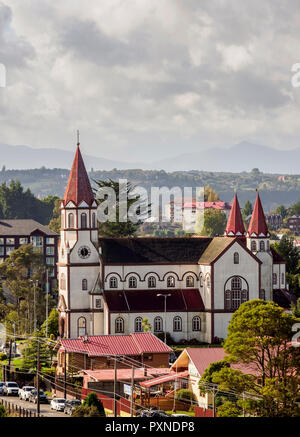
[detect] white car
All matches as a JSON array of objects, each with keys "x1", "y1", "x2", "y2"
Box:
[
  {"x1": 19, "y1": 386, "x2": 35, "y2": 401},
  {"x1": 3, "y1": 382, "x2": 20, "y2": 396},
  {"x1": 51, "y1": 398, "x2": 66, "y2": 411}
]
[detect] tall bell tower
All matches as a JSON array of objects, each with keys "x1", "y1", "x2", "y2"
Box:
[{"x1": 57, "y1": 137, "x2": 102, "y2": 338}]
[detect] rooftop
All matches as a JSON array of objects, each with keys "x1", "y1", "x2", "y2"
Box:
[{"x1": 0, "y1": 219, "x2": 58, "y2": 236}]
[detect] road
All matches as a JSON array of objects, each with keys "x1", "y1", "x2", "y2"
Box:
[{"x1": 0, "y1": 395, "x2": 69, "y2": 417}]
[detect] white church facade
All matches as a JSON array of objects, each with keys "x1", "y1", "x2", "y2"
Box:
[{"x1": 57, "y1": 144, "x2": 294, "y2": 343}]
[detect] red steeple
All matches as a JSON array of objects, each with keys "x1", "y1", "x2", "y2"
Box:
[
  {"x1": 224, "y1": 193, "x2": 246, "y2": 237},
  {"x1": 63, "y1": 144, "x2": 94, "y2": 206},
  {"x1": 247, "y1": 192, "x2": 269, "y2": 237}
]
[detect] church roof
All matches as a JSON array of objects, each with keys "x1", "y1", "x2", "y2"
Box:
[
  {"x1": 224, "y1": 193, "x2": 246, "y2": 237},
  {"x1": 100, "y1": 237, "x2": 212, "y2": 264},
  {"x1": 63, "y1": 145, "x2": 94, "y2": 206},
  {"x1": 247, "y1": 192, "x2": 269, "y2": 237},
  {"x1": 104, "y1": 289, "x2": 205, "y2": 312}
]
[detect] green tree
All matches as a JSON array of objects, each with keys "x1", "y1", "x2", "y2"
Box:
[
  {"x1": 142, "y1": 318, "x2": 152, "y2": 333},
  {"x1": 216, "y1": 401, "x2": 241, "y2": 417},
  {"x1": 48, "y1": 198, "x2": 61, "y2": 233},
  {"x1": 204, "y1": 184, "x2": 219, "y2": 202},
  {"x1": 291, "y1": 297, "x2": 300, "y2": 317},
  {"x1": 275, "y1": 205, "x2": 288, "y2": 219},
  {"x1": 81, "y1": 392, "x2": 106, "y2": 417},
  {"x1": 272, "y1": 235, "x2": 299, "y2": 274},
  {"x1": 242, "y1": 200, "x2": 253, "y2": 219},
  {"x1": 94, "y1": 179, "x2": 151, "y2": 237},
  {"x1": 72, "y1": 405, "x2": 102, "y2": 417},
  {"x1": 40, "y1": 308, "x2": 59, "y2": 338},
  {"x1": 197, "y1": 209, "x2": 227, "y2": 236},
  {"x1": 22, "y1": 331, "x2": 54, "y2": 371}
]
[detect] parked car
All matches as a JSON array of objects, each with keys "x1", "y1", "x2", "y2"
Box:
[
  {"x1": 171, "y1": 413, "x2": 191, "y2": 417},
  {"x1": 140, "y1": 409, "x2": 169, "y2": 417},
  {"x1": 3, "y1": 382, "x2": 20, "y2": 396},
  {"x1": 50, "y1": 398, "x2": 66, "y2": 411},
  {"x1": 19, "y1": 386, "x2": 35, "y2": 401},
  {"x1": 28, "y1": 389, "x2": 48, "y2": 404},
  {"x1": 64, "y1": 399, "x2": 82, "y2": 415},
  {"x1": 0, "y1": 382, "x2": 5, "y2": 395}
]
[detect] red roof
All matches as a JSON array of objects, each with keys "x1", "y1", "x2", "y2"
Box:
[
  {"x1": 224, "y1": 193, "x2": 246, "y2": 237},
  {"x1": 83, "y1": 368, "x2": 169, "y2": 383},
  {"x1": 60, "y1": 333, "x2": 172, "y2": 356},
  {"x1": 139, "y1": 371, "x2": 189, "y2": 388},
  {"x1": 247, "y1": 192, "x2": 269, "y2": 237},
  {"x1": 63, "y1": 145, "x2": 94, "y2": 206}
]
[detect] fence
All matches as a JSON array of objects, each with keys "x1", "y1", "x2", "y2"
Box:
[
  {"x1": 195, "y1": 406, "x2": 214, "y2": 417},
  {"x1": 0, "y1": 398, "x2": 40, "y2": 417}
]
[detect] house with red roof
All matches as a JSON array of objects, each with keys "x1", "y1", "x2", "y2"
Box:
[{"x1": 57, "y1": 142, "x2": 295, "y2": 344}]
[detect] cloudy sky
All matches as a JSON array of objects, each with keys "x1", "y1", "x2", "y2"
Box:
[{"x1": 1, "y1": 0, "x2": 300, "y2": 162}]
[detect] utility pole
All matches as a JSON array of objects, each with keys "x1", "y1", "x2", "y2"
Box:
[
  {"x1": 36, "y1": 340, "x2": 40, "y2": 417},
  {"x1": 212, "y1": 386, "x2": 216, "y2": 418},
  {"x1": 157, "y1": 293, "x2": 171, "y2": 343},
  {"x1": 130, "y1": 366, "x2": 135, "y2": 417},
  {"x1": 113, "y1": 358, "x2": 117, "y2": 417},
  {"x1": 45, "y1": 269, "x2": 49, "y2": 338},
  {"x1": 64, "y1": 348, "x2": 67, "y2": 399},
  {"x1": 33, "y1": 281, "x2": 37, "y2": 333},
  {"x1": 7, "y1": 339, "x2": 12, "y2": 381}
]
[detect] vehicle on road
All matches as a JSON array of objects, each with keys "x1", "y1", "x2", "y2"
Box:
[
  {"x1": 64, "y1": 399, "x2": 81, "y2": 415},
  {"x1": 28, "y1": 389, "x2": 48, "y2": 404},
  {"x1": 50, "y1": 398, "x2": 66, "y2": 411},
  {"x1": 0, "y1": 382, "x2": 5, "y2": 395},
  {"x1": 171, "y1": 413, "x2": 191, "y2": 417},
  {"x1": 139, "y1": 409, "x2": 169, "y2": 417},
  {"x1": 3, "y1": 382, "x2": 20, "y2": 396},
  {"x1": 19, "y1": 386, "x2": 35, "y2": 401}
]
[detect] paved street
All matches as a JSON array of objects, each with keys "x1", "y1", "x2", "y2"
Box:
[{"x1": 0, "y1": 395, "x2": 69, "y2": 418}]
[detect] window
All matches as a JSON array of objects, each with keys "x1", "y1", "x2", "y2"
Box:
[
  {"x1": 186, "y1": 275, "x2": 194, "y2": 288},
  {"x1": 232, "y1": 290, "x2": 241, "y2": 309},
  {"x1": 60, "y1": 273, "x2": 66, "y2": 290},
  {"x1": 154, "y1": 316, "x2": 163, "y2": 332},
  {"x1": 225, "y1": 289, "x2": 231, "y2": 310},
  {"x1": 259, "y1": 241, "x2": 265, "y2": 251},
  {"x1": 224, "y1": 276, "x2": 248, "y2": 310},
  {"x1": 115, "y1": 317, "x2": 124, "y2": 333},
  {"x1": 206, "y1": 275, "x2": 211, "y2": 288},
  {"x1": 234, "y1": 252, "x2": 239, "y2": 264},
  {"x1": 81, "y1": 213, "x2": 87, "y2": 229},
  {"x1": 231, "y1": 277, "x2": 241, "y2": 290},
  {"x1": 6, "y1": 247, "x2": 15, "y2": 255},
  {"x1": 6, "y1": 238, "x2": 15, "y2": 245},
  {"x1": 199, "y1": 274, "x2": 203, "y2": 287},
  {"x1": 46, "y1": 246, "x2": 55, "y2": 255},
  {"x1": 167, "y1": 276, "x2": 175, "y2": 288},
  {"x1": 77, "y1": 317, "x2": 86, "y2": 337},
  {"x1": 135, "y1": 317, "x2": 143, "y2": 332},
  {"x1": 82, "y1": 279, "x2": 88, "y2": 291},
  {"x1": 251, "y1": 240, "x2": 257, "y2": 251},
  {"x1": 281, "y1": 273, "x2": 285, "y2": 284},
  {"x1": 259, "y1": 289, "x2": 265, "y2": 300},
  {"x1": 46, "y1": 257, "x2": 54, "y2": 265},
  {"x1": 19, "y1": 237, "x2": 28, "y2": 245},
  {"x1": 48, "y1": 267, "x2": 55, "y2": 278},
  {"x1": 0, "y1": 238, "x2": 3, "y2": 244},
  {"x1": 46, "y1": 238, "x2": 55, "y2": 245},
  {"x1": 148, "y1": 276, "x2": 156, "y2": 288},
  {"x1": 173, "y1": 316, "x2": 182, "y2": 332},
  {"x1": 129, "y1": 276, "x2": 137, "y2": 288},
  {"x1": 0, "y1": 247, "x2": 3, "y2": 256},
  {"x1": 92, "y1": 213, "x2": 96, "y2": 229},
  {"x1": 95, "y1": 298, "x2": 101, "y2": 309},
  {"x1": 273, "y1": 273, "x2": 277, "y2": 285},
  {"x1": 192, "y1": 316, "x2": 201, "y2": 331},
  {"x1": 68, "y1": 213, "x2": 74, "y2": 228},
  {"x1": 109, "y1": 276, "x2": 118, "y2": 288}
]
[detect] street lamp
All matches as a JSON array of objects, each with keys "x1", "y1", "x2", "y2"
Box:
[{"x1": 157, "y1": 293, "x2": 171, "y2": 344}]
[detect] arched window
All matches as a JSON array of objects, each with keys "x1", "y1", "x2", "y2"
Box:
[
  {"x1": 68, "y1": 213, "x2": 74, "y2": 228},
  {"x1": 259, "y1": 241, "x2": 265, "y2": 251},
  {"x1": 192, "y1": 316, "x2": 201, "y2": 331},
  {"x1": 115, "y1": 317, "x2": 124, "y2": 333},
  {"x1": 199, "y1": 274, "x2": 203, "y2": 287},
  {"x1": 234, "y1": 252, "x2": 239, "y2": 264},
  {"x1": 129, "y1": 276, "x2": 137, "y2": 288},
  {"x1": 231, "y1": 277, "x2": 242, "y2": 309},
  {"x1": 92, "y1": 213, "x2": 96, "y2": 228},
  {"x1": 225, "y1": 276, "x2": 248, "y2": 310},
  {"x1": 148, "y1": 276, "x2": 156, "y2": 288},
  {"x1": 167, "y1": 276, "x2": 175, "y2": 288},
  {"x1": 154, "y1": 317, "x2": 163, "y2": 332},
  {"x1": 82, "y1": 279, "x2": 88, "y2": 291},
  {"x1": 60, "y1": 273, "x2": 66, "y2": 290},
  {"x1": 81, "y1": 213, "x2": 87, "y2": 229},
  {"x1": 173, "y1": 316, "x2": 182, "y2": 332},
  {"x1": 135, "y1": 317, "x2": 143, "y2": 332},
  {"x1": 259, "y1": 289, "x2": 265, "y2": 300},
  {"x1": 225, "y1": 289, "x2": 231, "y2": 310},
  {"x1": 251, "y1": 240, "x2": 257, "y2": 251},
  {"x1": 273, "y1": 273, "x2": 277, "y2": 285},
  {"x1": 109, "y1": 277, "x2": 118, "y2": 289},
  {"x1": 77, "y1": 317, "x2": 86, "y2": 337},
  {"x1": 186, "y1": 275, "x2": 194, "y2": 288}
]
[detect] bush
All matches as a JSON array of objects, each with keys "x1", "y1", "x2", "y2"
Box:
[
  {"x1": 83, "y1": 392, "x2": 106, "y2": 417},
  {"x1": 0, "y1": 353, "x2": 7, "y2": 361},
  {"x1": 217, "y1": 401, "x2": 241, "y2": 417},
  {"x1": 72, "y1": 405, "x2": 101, "y2": 417},
  {"x1": 0, "y1": 405, "x2": 6, "y2": 417},
  {"x1": 175, "y1": 389, "x2": 195, "y2": 401}
]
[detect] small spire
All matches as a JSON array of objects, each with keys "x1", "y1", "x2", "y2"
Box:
[
  {"x1": 247, "y1": 191, "x2": 269, "y2": 237},
  {"x1": 224, "y1": 193, "x2": 246, "y2": 237}
]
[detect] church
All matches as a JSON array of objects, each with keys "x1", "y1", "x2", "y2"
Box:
[{"x1": 57, "y1": 143, "x2": 294, "y2": 343}]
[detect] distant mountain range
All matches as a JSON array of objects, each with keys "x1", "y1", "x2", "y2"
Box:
[{"x1": 0, "y1": 141, "x2": 299, "y2": 173}]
